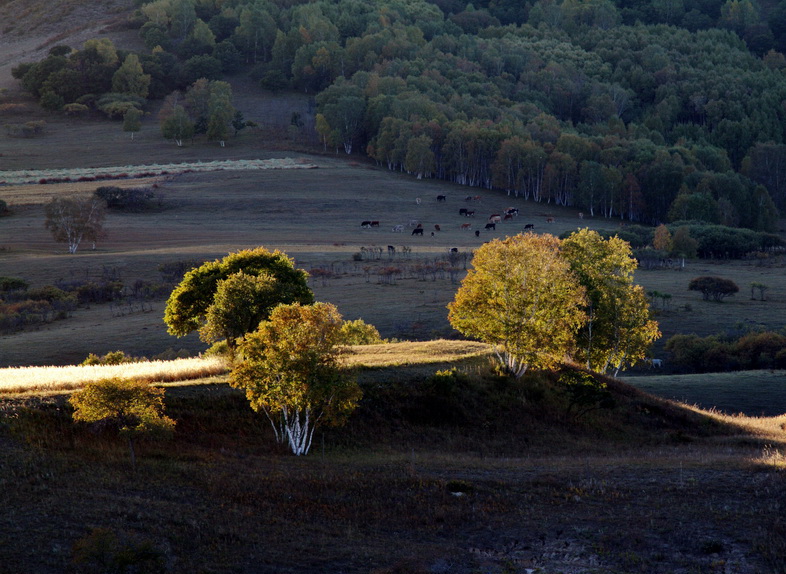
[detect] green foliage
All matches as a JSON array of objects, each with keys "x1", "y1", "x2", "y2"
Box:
[
  {"x1": 198, "y1": 271, "x2": 283, "y2": 350},
  {"x1": 339, "y1": 318, "x2": 383, "y2": 345},
  {"x1": 81, "y1": 351, "x2": 136, "y2": 366},
  {"x1": 665, "y1": 330, "x2": 786, "y2": 372},
  {"x1": 562, "y1": 229, "x2": 660, "y2": 375},
  {"x1": 0, "y1": 276, "x2": 29, "y2": 292},
  {"x1": 558, "y1": 370, "x2": 615, "y2": 421},
  {"x1": 230, "y1": 302, "x2": 361, "y2": 455},
  {"x1": 688, "y1": 276, "x2": 740, "y2": 301},
  {"x1": 69, "y1": 378, "x2": 175, "y2": 467},
  {"x1": 164, "y1": 247, "x2": 313, "y2": 340}
]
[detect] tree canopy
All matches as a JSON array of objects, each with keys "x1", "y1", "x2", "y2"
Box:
[
  {"x1": 447, "y1": 233, "x2": 587, "y2": 378},
  {"x1": 164, "y1": 247, "x2": 313, "y2": 342},
  {"x1": 561, "y1": 228, "x2": 661, "y2": 375},
  {"x1": 230, "y1": 302, "x2": 361, "y2": 456}
]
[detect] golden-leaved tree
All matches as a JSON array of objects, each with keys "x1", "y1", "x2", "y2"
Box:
[
  {"x1": 230, "y1": 302, "x2": 361, "y2": 456},
  {"x1": 561, "y1": 228, "x2": 661, "y2": 376},
  {"x1": 447, "y1": 233, "x2": 587, "y2": 378}
]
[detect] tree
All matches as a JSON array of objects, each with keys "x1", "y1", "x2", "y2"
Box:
[
  {"x1": 69, "y1": 378, "x2": 175, "y2": 469},
  {"x1": 160, "y1": 104, "x2": 194, "y2": 146},
  {"x1": 164, "y1": 247, "x2": 314, "y2": 340},
  {"x1": 688, "y1": 276, "x2": 740, "y2": 301},
  {"x1": 339, "y1": 318, "x2": 383, "y2": 345},
  {"x1": 198, "y1": 271, "x2": 283, "y2": 350},
  {"x1": 123, "y1": 107, "x2": 143, "y2": 140},
  {"x1": 653, "y1": 224, "x2": 672, "y2": 252},
  {"x1": 44, "y1": 195, "x2": 106, "y2": 254},
  {"x1": 111, "y1": 54, "x2": 151, "y2": 98},
  {"x1": 562, "y1": 228, "x2": 661, "y2": 375},
  {"x1": 206, "y1": 80, "x2": 234, "y2": 146},
  {"x1": 447, "y1": 233, "x2": 586, "y2": 378},
  {"x1": 230, "y1": 302, "x2": 362, "y2": 456}
]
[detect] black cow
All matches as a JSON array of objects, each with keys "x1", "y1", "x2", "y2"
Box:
[
  {"x1": 459, "y1": 208, "x2": 468, "y2": 216},
  {"x1": 437, "y1": 195, "x2": 447, "y2": 202},
  {"x1": 524, "y1": 223, "x2": 535, "y2": 230},
  {"x1": 412, "y1": 228, "x2": 424, "y2": 236},
  {"x1": 361, "y1": 220, "x2": 372, "y2": 228},
  {"x1": 485, "y1": 222, "x2": 496, "y2": 230}
]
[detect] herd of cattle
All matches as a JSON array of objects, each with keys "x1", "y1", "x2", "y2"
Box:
[{"x1": 360, "y1": 194, "x2": 556, "y2": 237}]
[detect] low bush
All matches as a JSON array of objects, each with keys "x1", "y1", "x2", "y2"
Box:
[{"x1": 95, "y1": 186, "x2": 162, "y2": 212}]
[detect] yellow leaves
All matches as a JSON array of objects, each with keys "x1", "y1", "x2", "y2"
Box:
[{"x1": 448, "y1": 233, "x2": 587, "y2": 376}]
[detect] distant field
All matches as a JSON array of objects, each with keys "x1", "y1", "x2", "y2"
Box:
[{"x1": 622, "y1": 370, "x2": 786, "y2": 416}]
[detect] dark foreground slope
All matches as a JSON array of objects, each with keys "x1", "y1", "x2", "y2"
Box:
[{"x1": 1, "y1": 362, "x2": 785, "y2": 574}]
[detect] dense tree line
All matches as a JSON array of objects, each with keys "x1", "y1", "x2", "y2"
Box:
[{"x1": 12, "y1": 0, "x2": 786, "y2": 231}]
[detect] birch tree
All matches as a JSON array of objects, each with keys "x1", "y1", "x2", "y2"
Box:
[
  {"x1": 230, "y1": 302, "x2": 361, "y2": 456},
  {"x1": 448, "y1": 233, "x2": 586, "y2": 378},
  {"x1": 44, "y1": 195, "x2": 106, "y2": 254},
  {"x1": 561, "y1": 228, "x2": 661, "y2": 375}
]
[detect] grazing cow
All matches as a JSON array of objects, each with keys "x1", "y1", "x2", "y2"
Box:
[
  {"x1": 524, "y1": 223, "x2": 535, "y2": 230},
  {"x1": 361, "y1": 220, "x2": 372, "y2": 228},
  {"x1": 437, "y1": 195, "x2": 447, "y2": 202},
  {"x1": 488, "y1": 214, "x2": 502, "y2": 224},
  {"x1": 465, "y1": 195, "x2": 473, "y2": 201},
  {"x1": 504, "y1": 207, "x2": 518, "y2": 216},
  {"x1": 392, "y1": 224, "x2": 404, "y2": 232},
  {"x1": 475, "y1": 230, "x2": 480, "y2": 237},
  {"x1": 412, "y1": 227, "x2": 424, "y2": 236},
  {"x1": 371, "y1": 221, "x2": 380, "y2": 227},
  {"x1": 434, "y1": 224, "x2": 441, "y2": 231},
  {"x1": 460, "y1": 223, "x2": 472, "y2": 230},
  {"x1": 464, "y1": 210, "x2": 475, "y2": 217},
  {"x1": 546, "y1": 217, "x2": 555, "y2": 224},
  {"x1": 651, "y1": 358, "x2": 663, "y2": 368},
  {"x1": 485, "y1": 222, "x2": 496, "y2": 230},
  {"x1": 472, "y1": 195, "x2": 481, "y2": 201},
  {"x1": 504, "y1": 213, "x2": 513, "y2": 221},
  {"x1": 459, "y1": 208, "x2": 468, "y2": 216},
  {"x1": 449, "y1": 247, "x2": 458, "y2": 253}
]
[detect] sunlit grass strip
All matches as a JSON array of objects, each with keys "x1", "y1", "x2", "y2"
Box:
[
  {"x1": 345, "y1": 339, "x2": 492, "y2": 368},
  {"x1": 0, "y1": 158, "x2": 318, "y2": 185},
  {"x1": 0, "y1": 357, "x2": 228, "y2": 395}
]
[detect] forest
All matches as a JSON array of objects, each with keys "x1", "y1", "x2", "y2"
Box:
[{"x1": 11, "y1": 0, "x2": 786, "y2": 232}]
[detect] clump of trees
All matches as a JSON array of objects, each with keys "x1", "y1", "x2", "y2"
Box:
[
  {"x1": 688, "y1": 276, "x2": 740, "y2": 301},
  {"x1": 164, "y1": 247, "x2": 314, "y2": 351},
  {"x1": 665, "y1": 330, "x2": 786, "y2": 372},
  {"x1": 448, "y1": 230, "x2": 660, "y2": 378}
]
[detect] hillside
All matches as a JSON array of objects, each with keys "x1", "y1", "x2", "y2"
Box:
[{"x1": 1, "y1": 347, "x2": 785, "y2": 573}]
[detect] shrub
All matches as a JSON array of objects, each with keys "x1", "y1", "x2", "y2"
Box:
[
  {"x1": 0, "y1": 276, "x2": 29, "y2": 292},
  {"x1": 688, "y1": 276, "x2": 739, "y2": 301},
  {"x1": 95, "y1": 186, "x2": 159, "y2": 212},
  {"x1": 340, "y1": 318, "x2": 383, "y2": 345},
  {"x1": 81, "y1": 351, "x2": 137, "y2": 366}
]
